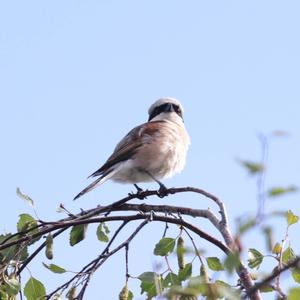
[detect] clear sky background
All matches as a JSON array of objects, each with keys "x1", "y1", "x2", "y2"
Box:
[{"x1": 1, "y1": 1, "x2": 299, "y2": 299}]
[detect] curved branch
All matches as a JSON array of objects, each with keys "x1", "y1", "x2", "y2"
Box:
[
  {"x1": 44, "y1": 214, "x2": 229, "y2": 254},
  {"x1": 1, "y1": 186, "x2": 260, "y2": 299}
]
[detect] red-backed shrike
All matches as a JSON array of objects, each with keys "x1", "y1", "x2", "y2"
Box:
[{"x1": 74, "y1": 97, "x2": 190, "y2": 200}]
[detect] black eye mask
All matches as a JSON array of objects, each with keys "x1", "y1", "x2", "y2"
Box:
[{"x1": 148, "y1": 103, "x2": 183, "y2": 121}]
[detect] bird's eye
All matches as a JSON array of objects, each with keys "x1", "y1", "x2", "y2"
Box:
[{"x1": 173, "y1": 105, "x2": 182, "y2": 117}]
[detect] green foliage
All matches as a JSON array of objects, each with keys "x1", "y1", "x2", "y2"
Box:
[
  {"x1": 248, "y1": 248, "x2": 264, "y2": 269},
  {"x1": 178, "y1": 263, "x2": 192, "y2": 282},
  {"x1": 2, "y1": 135, "x2": 299, "y2": 299},
  {"x1": 238, "y1": 160, "x2": 264, "y2": 175},
  {"x1": 16, "y1": 187, "x2": 34, "y2": 206},
  {"x1": 259, "y1": 285, "x2": 274, "y2": 293},
  {"x1": 42, "y1": 263, "x2": 66, "y2": 274},
  {"x1": 17, "y1": 214, "x2": 37, "y2": 232},
  {"x1": 292, "y1": 268, "x2": 300, "y2": 284},
  {"x1": 262, "y1": 226, "x2": 273, "y2": 251},
  {"x1": 268, "y1": 186, "x2": 298, "y2": 197},
  {"x1": 236, "y1": 217, "x2": 257, "y2": 234},
  {"x1": 0, "y1": 234, "x2": 28, "y2": 263},
  {"x1": 138, "y1": 272, "x2": 161, "y2": 298},
  {"x1": 24, "y1": 277, "x2": 46, "y2": 300},
  {"x1": 224, "y1": 252, "x2": 241, "y2": 274},
  {"x1": 164, "y1": 273, "x2": 181, "y2": 287},
  {"x1": 17, "y1": 214, "x2": 41, "y2": 245},
  {"x1": 288, "y1": 287, "x2": 300, "y2": 299},
  {"x1": 69, "y1": 224, "x2": 88, "y2": 246},
  {"x1": 286, "y1": 210, "x2": 299, "y2": 226},
  {"x1": 154, "y1": 237, "x2": 175, "y2": 256},
  {"x1": 282, "y1": 247, "x2": 296, "y2": 264},
  {"x1": 272, "y1": 242, "x2": 282, "y2": 255},
  {"x1": 96, "y1": 222, "x2": 110, "y2": 243},
  {"x1": 1, "y1": 276, "x2": 21, "y2": 296},
  {"x1": 206, "y1": 257, "x2": 224, "y2": 271}
]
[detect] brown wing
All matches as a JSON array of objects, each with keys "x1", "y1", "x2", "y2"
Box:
[{"x1": 88, "y1": 121, "x2": 166, "y2": 178}]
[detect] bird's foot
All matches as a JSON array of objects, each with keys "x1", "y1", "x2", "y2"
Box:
[
  {"x1": 157, "y1": 183, "x2": 169, "y2": 198},
  {"x1": 128, "y1": 184, "x2": 147, "y2": 200}
]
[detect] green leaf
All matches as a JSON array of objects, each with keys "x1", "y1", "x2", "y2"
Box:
[
  {"x1": 292, "y1": 268, "x2": 300, "y2": 284},
  {"x1": 237, "y1": 217, "x2": 256, "y2": 234},
  {"x1": 42, "y1": 263, "x2": 66, "y2": 274},
  {"x1": 0, "y1": 289, "x2": 8, "y2": 300},
  {"x1": 138, "y1": 272, "x2": 160, "y2": 298},
  {"x1": 268, "y1": 186, "x2": 297, "y2": 198},
  {"x1": 17, "y1": 213, "x2": 37, "y2": 232},
  {"x1": 16, "y1": 187, "x2": 34, "y2": 206},
  {"x1": 238, "y1": 160, "x2": 264, "y2": 175},
  {"x1": 287, "y1": 210, "x2": 299, "y2": 226},
  {"x1": 69, "y1": 224, "x2": 88, "y2": 246},
  {"x1": 282, "y1": 247, "x2": 296, "y2": 264},
  {"x1": 272, "y1": 242, "x2": 282, "y2": 255},
  {"x1": 248, "y1": 248, "x2": 264, "y2": 269},
  {"x1": 127, "y1": 290, "x2": 133, "y2": 300},
  {"x1": 96, "y1": 223, "x2": 109, "y2": 243},
  {"x1": 24, "y1": 277, "x2": 46, "y2": 300},
  {"x1": 0, "y1": 234, "x2": 28, "y2": 263},
  {"x1": 288, "y1": 287, "x2": 300, "y2": 300},
  {"x1": 224, "y1": 252, "x2": 241, "y2": 274},
  {"x1": 166, "y1": 285, "x2": 198, "y2": 298},
  {"x1": 138, "y1": 272, "x2": 156, "y2": 283},
  {"x1": 262, "y1": 226, "x2": 273, "y2": 252},
  {"x1": 214, "y1": 280, "x2": 241, "y2": 299},
  {"x1": 259, "y1": 285, "x2": 274, "y2": 293},
  {"x1": 153, "y1": 237, "x2": 175, "y2": 256},
  {"x1": 206, "y1": 257, "x2": 224, "y2": 271},
  {"x1": 178, "y1": 263, "x2": 192, "y2": 282},
  {"x1": 164, "y1": 272, "x2": 180, "y2": 287},
  {"x1": 3, "y1": 277, "x2": 21, "y2": 295},
  {"x1": 16, "y1": 214, "x2": 41, "y2": 245},
  {"x1": 215, "y1": 280, "x2": 231, "y2": 289}
]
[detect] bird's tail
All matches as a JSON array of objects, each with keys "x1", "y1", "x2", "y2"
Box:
[
  {"x1": 73, "y1": 168, "x2": 118, "y2": 200},
  {"x1": 73, "y1": 177, "x2": 104, "y2": 200}
]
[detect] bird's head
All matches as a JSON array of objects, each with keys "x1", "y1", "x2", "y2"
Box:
[{"x1": 148, "y1": 97, "x2": 184, "y2": 123}]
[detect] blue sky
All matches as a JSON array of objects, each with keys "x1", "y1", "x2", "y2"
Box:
[{"x1": 1, "y1": 1, "x2": 299, "y2": 299}]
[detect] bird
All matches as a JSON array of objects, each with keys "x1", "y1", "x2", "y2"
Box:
[{"x1": 73, "y1": 97, "x2": 190, "y2": 200}]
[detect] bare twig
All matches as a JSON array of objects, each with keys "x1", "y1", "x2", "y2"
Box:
[
  {"x1": 76, "y1": 220, "x2": 149, "y2": 299},
  {"x1": 256, "y1": 133, "x2": 268, "y2": 220}
]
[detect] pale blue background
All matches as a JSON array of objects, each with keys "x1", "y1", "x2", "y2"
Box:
[{"x1": 1, "y1": 1, "x2": 299, "y2": 299}]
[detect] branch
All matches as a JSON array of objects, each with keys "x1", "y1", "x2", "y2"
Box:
[
  {"x1": 1, "y1": 186, "x2": 261, "y2": 299},
  {"x1": 76, "y1": 220, "x2": 149, "y2": 299},
  {"x1": 246, "y1": 256, "x2": 300, "y2": 298}
]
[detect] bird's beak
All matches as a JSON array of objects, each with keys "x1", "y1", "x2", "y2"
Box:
[{"x1": 165, "y1": 103, "x2": 175, "y2": 113}]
